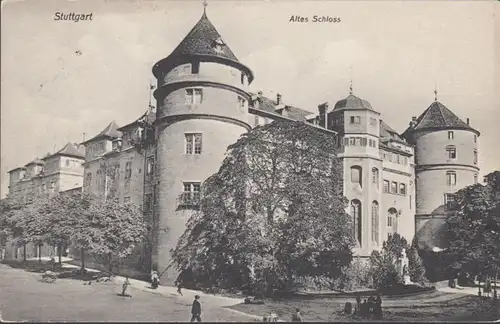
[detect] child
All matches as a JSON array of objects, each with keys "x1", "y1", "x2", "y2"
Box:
[{"x1": 291, "y1": 308, "x2": 302, "y2": 322}]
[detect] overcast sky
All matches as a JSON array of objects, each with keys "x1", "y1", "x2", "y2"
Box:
[{"x1": 1, "y1": 0, "x2": 499, "y2": 197}]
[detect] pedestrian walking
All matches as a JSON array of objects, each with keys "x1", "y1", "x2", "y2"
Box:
[
  {"x1": 121, "y1": 277, "x2": 131, "y2": 297},
  {"x1": 374, "y1": 294, "x2": 383, "y2": 319},
  {"x1": 177, "y1": 282, "x2": 183, "y2": 296},
  {"x1": 151, "y1": 271, "x2": 159, "y2": 289},
  {"x1": 190, "y1": 295, "x2": 202, "y2": 322},
  {"x1": 355, "y1": 296, "x2": 361, "y2": 314},
  {"x1": 291, "y1": 308, "x2": 303, "y2": 322}
]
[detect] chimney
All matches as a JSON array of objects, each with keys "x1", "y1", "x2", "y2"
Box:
[
  {"x1": 276, "y1": 93, "x2": 282, "y2": 105},
  {"x1": 257, "y1": 91, "x2": 263, "y2": 97},
  {"x1": 409, "y1": 116, "x2": 417, "y2": 128},
  {"x1": 412, "y1": 116, "x2": 417, "y2": 121},
  {"x1": 466, "y1": 118, "x2": 470, "y2": 125},
  {"x1": 318, "y1": 102, "x2": 329, "y2": 128}
]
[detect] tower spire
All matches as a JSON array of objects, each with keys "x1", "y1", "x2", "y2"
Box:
[
  {"x1": 434, "y1": 83, "x2": 438, "y2": 102},
  {"x1": 349, "y1": 65, "x2": 353, "y2": 95},
  {"x1": 203, "y1": 0, "x2": 208, "y2": 15}
]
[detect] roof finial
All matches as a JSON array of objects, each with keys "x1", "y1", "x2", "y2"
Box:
[
  {"x1": 434, "y1": 83, "x2": 438, "y2": 102},
  {"x1": 203, "y1": 0, "x2": 208, "y2": 14},
  {"x1": 349, "y1": 65, "x2": 353, "y2": 95}
]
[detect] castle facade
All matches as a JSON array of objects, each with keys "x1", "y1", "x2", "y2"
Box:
[{"x1": 6, "y1": 9, "x2": 480, "y2": 281}]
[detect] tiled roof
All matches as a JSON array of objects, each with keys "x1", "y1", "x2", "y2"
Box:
[
  {"x1": 25, "y1": 158, "x2": 44, "y2": 166},
  {"x1": 334, "y1": 94, "x2": 374, "y2": 111},
  {"x1": 55, "y1": 143, "x2": 85, "y2": 159},
  {"x1": 379, "y1": 120, "x2": 407, "y2": 143},
  {"x1": 409, "y1": 101, "x2": 476, "y2": 132},
  {"x1": 83, "y1": 121, "x2": 122, "y2": 144},
  {"x1": 168, "y1": 12, "x2": 239, "y2": 63},
  {"x1": 117, "y1": 110, "x2": 156, "y2": 131},
  {"x1": 250, "y1": 93, "x2": 313, "y2": 122}
]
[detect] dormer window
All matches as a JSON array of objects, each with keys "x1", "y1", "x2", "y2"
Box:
[{"x1": 213, "y1": 37, "x2": 226, "y2": 52}]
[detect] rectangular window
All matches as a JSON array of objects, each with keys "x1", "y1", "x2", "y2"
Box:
[
  {"x1": 85, "y1": 172, "x2": 92, "y2": 187},
  {"x1": 445, "y1": 193, "x2": 457, "y2": 210},
  {"x1": 50, "y1": 181, "x2": 56, "y2": 193},
  {"x1": 350, "y1": 167, "x2": 362, "y2": 185},
  {"x1": 474, "y1": 173, "x2": 478, "y2": 184},
  {"x1": 396, "y1": 154, "x2": 401, "y2": 164},
  {"x1": 182, "y1": 65, "x2": 191, "y2": 75},
  {"x1": 350, "y1": 116, "x2": 361, "y2": 124},
  {"x1": 446, "y1": 172, "x2": 457, "y2": 186},
  {"x1": 124, "y1": 196, "x2": 131, "y2": 204},
  {"x1": 349, "y1": 138, "x2": 356, "y2": 146},
  {"x1": 399, "y1": 183, "x2": 406, "y2": 195},
  {"x1": 387, "y1": 216, "x2": 393, "y2": 227},
  {"x1": 185, "y1": 88, "x2": 203, "y2": 104},
  {"x1": 66, "y1": 160, "x2": 70, "y2": 166},
  {"x1": 146, "y1": 157, "x2": 154, "y2": 176},
  {"x1": 238, "y1": 96, "x2": 246, "y2": 109},
  {"x1": 448, "y1": 131, "x2": 454, "y2": 139},
  {"x1": 446, "y1": 146, "x2": 456, "y2": 159},
  {"x1": 474, "y1": 135, "x2": 477, "y2": 143},
  {"x1": 344, "y1": 138, "x2": 349, "y2": 146},
  {"x1": 391, "y1": 181, "x2": 398, "y2": 194},
  {"x1": 370, "y1": 117, "x2": 377, "y2": 126},
  {"x1": 182, "y1": 182, "x2": 201, "y2": 205},
  {"x1": 361, "y1": 138, "x2": 368, "y2": 146},
  {"x1": 383, "y1": 180, "x2": 389, "y2": 193},
  {"x1": 125, "y1": 162, "x2": 132, "y2": 180},
  {"x1": 241, "y1": 72, "x2": 245, "y2": 85},
  {"x1": 473, "y1": 150, "x2": 478, "y2": 164},
  {"x1": 144, "y1": 194, "x2": 152, "y2": 213},
  {"x1": 192, "y1": 61, "x2": 200, "y2": 74},
  {"x1": 410, "y1": 195, "x2": 412, "y2": 210},
  {"x1": 185, "y1": 133, "x2": 202, "y2": 154}
]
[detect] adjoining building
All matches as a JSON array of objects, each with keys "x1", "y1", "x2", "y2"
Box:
[{"x1": 5, "y1": 142, "x2": 85, "y2": 260}]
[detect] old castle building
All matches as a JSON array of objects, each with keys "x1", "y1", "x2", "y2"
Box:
[{"x1": 5, "y1": 8, "x2": 480, "y2": 280}]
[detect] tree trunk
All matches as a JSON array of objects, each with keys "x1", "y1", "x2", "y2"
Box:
[
  {"x1": 38, "y1": 244, "x2": 42, "y2": 263},
  {"x1": 80, "y1": 248, "x2": 85, "y2": 273},
  {"x1": 23, "y1": 244, "x2": 26, "y2": 262},
  {"x1": 58, "y1": 244, "x2": 62, "y2": 264},
  {"x1": 108, "y1": 252, "x2": 113, "y2": 273}
]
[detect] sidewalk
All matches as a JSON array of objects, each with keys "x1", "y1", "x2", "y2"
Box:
[{"x1": 57, "y1": 259, "x2": 265, "y2": 321}]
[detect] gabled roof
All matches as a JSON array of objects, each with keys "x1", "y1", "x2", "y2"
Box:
[
  {"x1": 8, "y1": 166, "x2": 26, "y2": 173},
  {"x1": 334, "y1": 94, "x2": 374, "y2": 111},
  {"x1": 55, "y1": 143, "x2": 85, "y2": 159},
  {"x1": 405, "y1": 101, "x2": 478, "y2": 134},
  {"x1": 82, "y1": 121, "x2": 122, "y2": 145},
  {"x1": 25, "y1": 158, "x2": 44, "y2": 166}
]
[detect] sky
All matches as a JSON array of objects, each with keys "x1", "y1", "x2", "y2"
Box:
[{"x1": 1, "y1": 0, "x2": 499, "y2": 197}]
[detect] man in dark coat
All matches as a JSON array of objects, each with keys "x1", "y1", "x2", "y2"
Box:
[{"x1": 191, "y1": 295, "x2": 202, "y2": 322}]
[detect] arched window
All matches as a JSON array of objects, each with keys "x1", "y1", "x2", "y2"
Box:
[
  {"x1": 351, "y1": 200, "x2": 362, "y2": 245},
  {"x1": 372, "y1": 168, "x2": 379, "y2": 187},
  {"x1": 387, "y1": 208, "x2": 398, "y2": 240},
  {"x1": 351, "y1": 166, "x2": 362, "y2": 187},
  {"x1": 372, "y1": 201, "x2": 379, "y2": 244}
]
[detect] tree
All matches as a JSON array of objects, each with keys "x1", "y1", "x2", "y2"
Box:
[
  {"x1": 445, "y1": 170, "x2": 500, "y2": 286},
  {"x1": 66, "y1": 192, "x2": 147, "y2": 273},
  {"x1": 0, "y1": 196, "x2": 30, "y2": 261},
  {"x1": 408, "y1": 238, "x2": 427, "y2": 284},
  {"x1": 172, "y1": 120, "x2": 355, "y2": 294}
]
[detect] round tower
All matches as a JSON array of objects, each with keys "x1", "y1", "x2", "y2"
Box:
[
  {"x1": 403, "y1": 97, "x2": 480, "y2": 242},
  {"x1": 151, "y1": 9, "x2": 254, "y2": 282}
]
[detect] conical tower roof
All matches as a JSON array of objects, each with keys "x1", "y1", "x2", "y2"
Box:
[
  {"x1": 406, "y1": 101, "x2": 479, "y2": 134},
  {"x1": 153, "y1": 10, "x2": 253, "y2": 82},
  {"x1": 169, "y1": 12, "x2": 239, "y2": 62}
]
